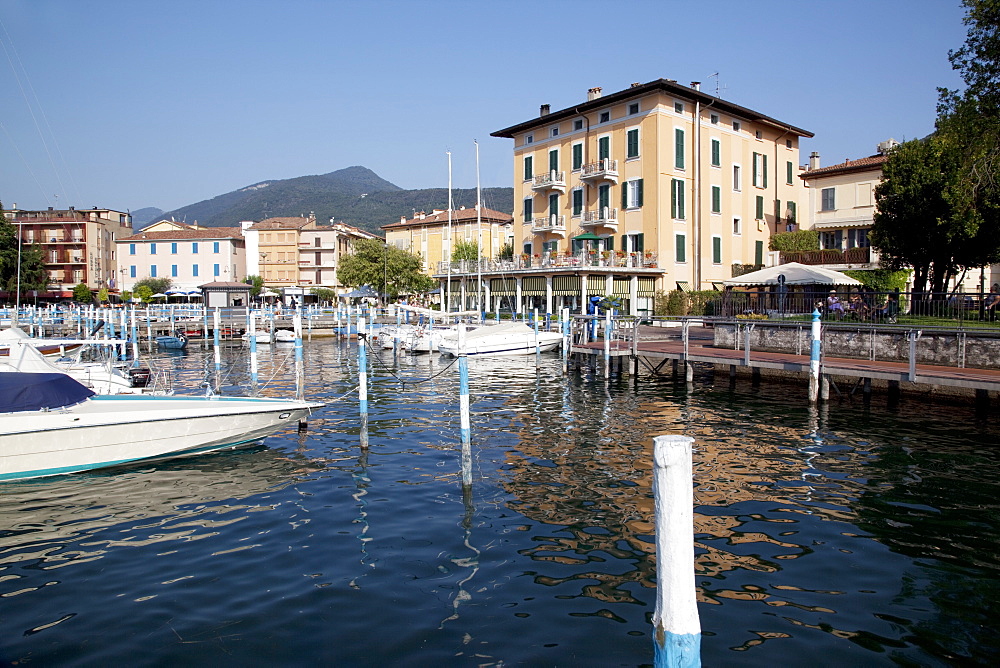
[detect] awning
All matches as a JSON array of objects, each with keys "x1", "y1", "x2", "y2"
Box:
[
  {"x1": 552, "y1": 276, "x2": 580, "y2": 296},
  {"x1": 587, "y1": 276, "x2": 606, "y2": 294},
  {"x1": 521, "y1": 276, "x2": 545, "y2": 296},
  {"x1": 490, "y1": 278, "x2": 516, "y2": 296},
  {"x1": 613, "y1": 278, "x2": 631, "y2": 297},
  {"x1": 573, "y1": 232, "x2": 603, "y2": 241},
  {"x1": 638, "y1": 277, "x2": 656, "y2": 297}
]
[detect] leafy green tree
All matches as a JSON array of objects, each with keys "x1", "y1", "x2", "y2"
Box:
[
  {"x1": 452, "y1": 240, "x2": 480, "y2": 261},
  {"x1": 134, "y1": 277, "x2": 172, "y2": 295},
  {"x1": 73, "y1": 282, "x2": 93, "y2": 303},
  {"x1": 769, "y1": 230, "x2": 819, "y2": 252},
  {"x1": 97, "y1": 286, "x2": 109, "y2": 304},
  {"x1": 498, "y1": 242, "x2": 514, "y2": 261},
  {"x1": 135, "y1": 285, "x2": 153, "y2": 303},
  {"x1": 337, "y1": 238, "x2": 435, "y2": 302},
  {"x1": 310, "y1": 287, "x2": 337, "y2": 303},
  {"x1": 244, "y1": 274, "x2": 264, "y2": 297},
  {"x1": 0, "y1": 204, "x2": 49, "y2": 297}
]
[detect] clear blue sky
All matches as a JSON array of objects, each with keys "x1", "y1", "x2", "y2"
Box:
[{"x1": 0, "y1": 0, "x2": 969, "y2": 215}]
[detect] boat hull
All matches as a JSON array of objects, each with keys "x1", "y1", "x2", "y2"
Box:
[
  {"x1": 0, "y1": 394, "x2": 322, "y2": 481},
  {"x1": 438, "y1": 332, "x2": 562, "y2": 357}
]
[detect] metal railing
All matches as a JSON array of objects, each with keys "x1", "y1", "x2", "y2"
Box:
[
  {"x1": 778, "y1": 247, "x2": 876, "y2": 265},
  {"x1": 435, "y1": 251, "x2": 659, "y2": 274},
  {"x1": 580, "y1": 159, "x2": 619, "y2": 180}
]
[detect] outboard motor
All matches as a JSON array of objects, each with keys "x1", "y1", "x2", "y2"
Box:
[{"x1": 128, "y1": 367, "x2": 152, "y2": 388}]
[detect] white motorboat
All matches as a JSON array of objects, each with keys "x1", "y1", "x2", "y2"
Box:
[
  {"x1": 405, "y1": 323, "x2": 479, "y2": 353},
  {"x1": 243, "y1": 330, "x2": 273, "y2": 344},
  {"x1": 0, "y1": 326, "x2": 84, "y2": 358},
  {"x1": 273, "y1": 329, "x2": 296, "y2": 343},
  {"x1": 0, "y1": 346, "x2": 324, "y2": 481},
  {"x1": 437, "y1": 322, "x2": 562, "y2": 357},
  {"x1": 3, "y1": 337, "x2": 158, "y2": 395}
]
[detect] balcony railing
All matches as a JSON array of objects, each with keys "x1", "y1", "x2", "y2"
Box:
[
  {"x1": 779, "y1": 246, "x2": 875, "y2": 265},
  {"x1": 528, "y1": 215, "x2": 566, "y2": 234},
  {"x1": 581, "y1": 207, "x2": 618, "y2": 228},
  {"x1": 531, "y1": 170, "x2": 567, "y2": 192},
  {"x1": 435, "y1": 251, "x2": 659, "y2": 274},
  {"x1": 579, "y1": 159, "x2": 619, "y2": 183}
]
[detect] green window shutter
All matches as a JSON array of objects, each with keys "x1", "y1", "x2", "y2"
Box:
[
  {"x1": 572, "y1": 144, "x2": 583, "y2": 170},
  {"x1": 627, "y1": 129, "x2": 639, "y2": 158},
  {"x1": 786, "y1": 161, "x2": 793, "y2": 184},
  {"x1": 775, "y1": 199, "x2": 781, "y2": 219},
  {"x1": 711, "y1": 139, "x2": 721, "y2": 166},
  {"x1": 675, "y1": 234, "x2": 686, "y2": 263},
  {"x1": 711, "y1": 185, "x2": 721, "y2": 213},
  {"x1": 756, "y1": 195, "x2": 764, "y2": 219},
  {"x1": 622, "y1": 182, "x2": 629, "y2": 208},
  {"x1": 598, "y1": 136, "x2": 609, "y2": 160},
  {"x1": 712, "y1": 236, "x2": 722, "y2": 264},
  {"x1": 752, "y1": 152, "x2": 759, "y2": 187},
  {"x1": 524, "y1": 156, "x2": 533, "y2": 180},
  {"x1": 524, "y1": 197, "x2": 533, "y2": 222},
  {"x1": 549, "y1": 150, "x2": 558, "y2": 172},
  {"x1": 636, "y1": 232, "x2": 644, "y2": 252},
  {"x1": 607, "y1": 236, "x2": 614, "y2": 251},
  {"x1": 549, "y1": 193, "x2": 559, "y2": 213},
  {"x1": 675, "y1": 129, "x2": 684, "y2": 169},
  {"x1": 572, "y1": 189, "x2": 583, "y2": 216},
  {"x1": 762, "y1": 154, "x2": 768, "y2": 188},
  {"x1": 677, "y1": 180, "x2": 685, "y2": 219},
  {"x1": 599, "y1": 184, "x2": 610, "y2": 210},
  {"x1": 670, "y1": 180, "x2": 677, "y2": 218},
  {"x1": 637, "y1": 178, "x2": 644, "y2": 207},
  {"x1": 755, "y1": 240, "x2": 764, "y2": 265}
]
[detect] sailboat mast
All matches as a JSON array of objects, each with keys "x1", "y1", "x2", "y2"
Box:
[
  {"x1": 475, "y1": 140, "x2": 482, "y2": 317},
  {"x1": 446, "y1": 151, "x2": 453, "y2": 314}
]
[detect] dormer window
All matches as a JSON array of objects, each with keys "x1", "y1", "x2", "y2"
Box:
[
  {"x1": 599, "y1": 111, "x2": 610, "y2": 123},
  {"x1": 550, "y1": 127, "x2": 559, "y2": 137},
  {"x1": 525, "y1": 134, "x2": 534, "y2": 145},
  {"x1": 628, "y1": 102, "x2": 639, "y2": 115}
]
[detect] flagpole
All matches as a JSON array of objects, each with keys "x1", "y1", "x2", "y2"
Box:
[
  {"x1": 475, "y1": 140, "x2": 483, "y2": 318},
  {"x1": 446, "y1": 151, "x2": 453, "y2": 314}
]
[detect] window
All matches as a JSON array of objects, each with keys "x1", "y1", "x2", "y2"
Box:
[
  {"x1": 675, "y1": 233, "x2": 686, "y2": 262},
  {"x1": 755, "y1": 240, "x2": 764, "y2": 265},
  {"x1": 599, "y1": 111, "x2": 610, "y2": 123},
  {"x1": 548, "y1": 192, "x2": 559, "y2": 216},
  {"x1": 150, "y1": 243, "x2": 157, "y2": 255},
  {"x1": 523, "y1": 197, "x2": 533, "y2": 223},
  {"x1": 213, "y1": 241, "x2": 220, "y2": 253},
  {"x1": 786, "y1": 161, "x2": 794, "y2": 185},
  {"x1": 598, "y1": 136, "x2": 610, "y2": 160},
  {"x1": 626, "y1": 128, "x2": 639, "y2": 159},
  {"x1": 674, "y1": 101, "x2": 684, "y2": 114},
  {"x1": 550, "y1": 127, "x2": 559, "y2": 137},
  {"x1": 129, "y1": 243, "x2": 136, "y2": 255},
  {"x1": 752, "y1": 152, "x2": 767, "y2": 188},
  {"x1": 192, "y1": 242, "x2": 199, "y2": 254},
  {"x1": 525, "y1": 134, "x2": 533, "y2": 144},
  {"x1": 623, "y1": 179, "x2": 644, "y2": 209},
  {"x1": 733, "y1": 120, "x2": 741, "y2": 132},
  {"x1": 755, "y1": 130, "x2": 763, "y2": 140},
  {"x1": 821, "y1": 231, "x2": 842, "y2": 250},
  {"x1": 710, "y1": 113, "x2": 719, "y2": 125},
  {"x1": 821, "y1": 187, "x2": 836, "y2": 211},
  {"x1": 712, "y1": 236, "x2": 722, "y2": 264},
  {"x1": 774, "y1": 199, "x2": 782, "y2": 220},
  {"x1": 733, "y1": 164, "x2": 742, "y2": 191},
  {"x1": 572, "y1": 143, "x2": 583, "y2": 170},
  {"x1": 598, "y1": 184, "x2": 610, "y2": 212},
  {"x1": 755, "y1": 196, "x2": 765, "y2": 220},
  {"x1": 213, "y1": 264, "x2": 220, "y2": 277},
  {"x1": 675, "y1": 128, "x2": 685, "y2": 169},
  {"x1": 628, "y1": 102, "x2": 639, "y2": 115},
  {"x1": 572, "y1": 188, "x2": 583, "y2": 216},
  {"x1": 574, "y1": 119, "x2": 583, "y2": 131},
  {"x1": 171, "y1": 242, "x2": 178, "y2": 254},
  {"x1": 193, "y1": 264, "x2": 199, "y2": 277},
  {"x1": 171, "y1": 264, "x2": 178, "y2": 277},
  {"x1": 786, "y1": 139, "x2": 793, "y2": 148},
  {"x1": 130, "y1": 265, "x2": 136, "y2": 278},
  {"x1": 523, "y1": 155, "x2": 533, "y2": 180},
  {"x1": 671, "y1": 179, "x2": 686, "y2": 219},
  {"x1": 711, "y1": 185, "x2": 721, "y2": 213},
  {"x1": 549, "y1": 149, "x2": 559, "y2": 172},
  {"x1": 710, "y1": 138, "x2": 721, "y2": 167},
  {"x1": 733, "y1": 217, "x2": 742, "y2": 235},
  {"x1": 787, "y1": 201, "x2": 797, "y2": 226},
  {"x1": 150, "y1": 265, "x2": 157, "y2": 277}
]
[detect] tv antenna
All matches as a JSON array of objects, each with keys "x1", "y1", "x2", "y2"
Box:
[{"x1": 708, "y1": 72, "x2": 726, "y2": 98}]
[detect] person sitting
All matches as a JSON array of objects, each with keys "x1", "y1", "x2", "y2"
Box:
[
  {"x1": 826, "y1": 291, "x2": 846, "y2": 318},
  {"x1": 984, "y1": 285, "x2": 1000, "y2": 322},
  {"x1": 848, "y1": 289, "x2": 870, "y2": 320},
  {"x1": 879, "y1": 293, "x2": 900, "y2": 323}
]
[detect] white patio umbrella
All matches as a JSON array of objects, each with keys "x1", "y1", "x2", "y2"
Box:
[{"x1": 723, "y1": 262, "x2": 862, "y2": 286}]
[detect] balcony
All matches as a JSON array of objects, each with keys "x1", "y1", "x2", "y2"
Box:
[
  {"x1": 779, "y1": 246, "x2": 877, "y2": 266},
  {"x1": 579, "y1": 159, "x2": 619, "y2": 184},
  {"x1": 531, "y1": 170, "x2": 567, "y2": 193},
  {"x1": 527, "y1": 215, "x2": 566, "y2": 236},
  {"x1": 581, "y1": 207, "x2": 618, "y2": 229},
  {"x1": 434, "y1": 251, "x2": 659, "y2": 274}
]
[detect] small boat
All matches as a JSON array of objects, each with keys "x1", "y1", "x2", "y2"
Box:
[
  {"x1": 155, "y1": 333, "x2": 188, "y2": 349},
  {"x1": 0, "y1": 326, "x2": 84, "y2": 358},
  {"x1": 437, "y1": 322, "x2": 562, "y2": 357},
  {"x1": 406, "y1": 323, "x2": 478, "y2": 353},
  {"x1": 273, "y1": 329, "x2": 296, "y2": 343},
  {"x1": 243, "y1": 330, "x2": 273, "y2": 344},
  {"x1": 4, "y1": 338, "x2": 157, "y2": 396},
  {"x1": 0, "y1": 363, "x2": 323, "y2": 481}
]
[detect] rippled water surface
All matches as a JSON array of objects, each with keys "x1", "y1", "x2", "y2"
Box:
[{"x1": 1, "y1": 338, "x2": 998, "y2": 666}]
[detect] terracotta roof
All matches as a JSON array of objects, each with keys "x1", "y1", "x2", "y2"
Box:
[
  {"x1": 247, "y1": 217, "x2": 313, "y2": 230},
  {"x1": 800, "y1": 154, "x2": 888, "y2": 180},
  {"x1": 119, "y1": 227, "x2": 244, "y2": 242},
  {"x1": 382, "y1": 207, "x2": 513, "y2": 230}
]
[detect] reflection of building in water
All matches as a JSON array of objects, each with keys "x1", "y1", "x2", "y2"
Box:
[{"x1": 499, "y1": 387, "x2": 869, "y2": 605}]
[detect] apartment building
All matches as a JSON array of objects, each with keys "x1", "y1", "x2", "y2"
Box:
[
  {"x1": 381, "y1": 206, "x2": 513, "y2": 274},
  {"x1": 481, "y1": 78, "x2": 813, "y2": 313},
  {"x1": 242, "y1": 215, "x2": 381, "y2": 299},
  {"x1": 3, "y1": 206, "x2": 132, "y2": 299},
  {"x1": 117, "y1": 220, "x2": 246, "y2": 292}
]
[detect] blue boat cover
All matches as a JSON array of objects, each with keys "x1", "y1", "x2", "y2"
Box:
[{"x1": 0, "y1": 373, "x2": 95, "y2": 412}]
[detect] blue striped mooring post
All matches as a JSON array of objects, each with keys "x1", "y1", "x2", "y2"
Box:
[
  {"x1": 358, "y1": 315, "x2": 368, "y2": 416},
  {"x1": 213, "y1": 307, "x2": 222, "y2": 375},
  {"x1": 652, "y1": 434, "x2": 701, "y2": 668},
  {"x1": 809, "y1": 308, "x2": 822, "y2": 403},
  {"x1": 458, "y1": 323, "x2": 471, "y2": 450},
  {"x1": 248, "y1": 313, "x2": 259, "y2": 389}
]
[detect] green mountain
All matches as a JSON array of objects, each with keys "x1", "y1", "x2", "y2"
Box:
[{"x1": 151, "y1": 166, "x2": 513, "y2": 234}]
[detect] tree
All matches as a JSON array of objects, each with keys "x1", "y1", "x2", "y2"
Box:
[
  {"x1": 134, "y1": 277, "x2": 172, "y2": 295},
  {"x1": 498, "y1": 242, "x2": 514, "y2": 261},
  {"x1": 97, "y1": 286, "x2": 109, "y2": 304},
  {"x1": 452, "y1": 240, "x2": 480, "y2": 261},
  {"x1": 244, "y1": 274, "x2": 264, "y2": 297},
  {"x1": 769, "y1": 230, "x2": 819, "y2": 252},
  {"x1": 0, "y1": 203, "x2": 49, "y2": 298},
  {"x1": 310, "y1": 287, "x2": 337, "y2": 303},
  {"x1": 336, "y1": 238, "x2": 435, "y2": 302},
  {"x1": 73, "y1": 282, "x2": 93, "y2": 303},
  {"x1": 134, "y1": 285, "x2": 153, "y2": 303}
]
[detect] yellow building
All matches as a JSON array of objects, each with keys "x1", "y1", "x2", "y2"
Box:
[
  {"x1": 382, "y1": 206, "x2": 513, "y2": 275},
  {"x1": 478, "y1": 79, "x2": 813, "y2": 314}
]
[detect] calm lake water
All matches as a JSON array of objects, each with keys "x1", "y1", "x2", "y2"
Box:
[{"x1": 1, "y1": 337, "x2": 998, "y2": 666}]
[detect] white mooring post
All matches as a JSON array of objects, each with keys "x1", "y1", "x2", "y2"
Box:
[
  {"x1": 293, "y1": 313, "x2": 304, "y2": 401},
  {"x1": 604, "y1": 308, "x2": 612, "y2": 377},
  {"x1": 809, "y1": 308, "x2": 822, "y2": 403},
  {"x1": 248, "y1": 312, "x2": 259, "y2": 390},
  {"x1": 458, "y1": 323, "x2": 471, "y2": 463},
  {"x1": 652, "y1": 435, "x2": 701, "y2": 668},
  {"x1": 358, "y1": 315, "x2": 368, "y2": 416},
  {"x1": 213, "y1": 307, "x2": 222, "y2": 382},
  {"x1": 561, "y1": 307, "x2": 570, "y2": 373}
]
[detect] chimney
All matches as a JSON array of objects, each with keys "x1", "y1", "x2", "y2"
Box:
[
  {"x1": 400, "y1": 215, "x2": 407, "y2": 224},
  {"x1": 630, "y1": 82, "x2": 641, "y2": 88},
  {"x1": 587, "y1": 87, "x2": 602, "y2": 101},
  {"x1": 809, "y1": 152, "x2": 821, "y2": 170},
  {"x1": 540, "y1": 104, "x2": 550, "y2": 116},
  {"x1": 691, "y1": 81, "x2": 701, "y2": 91}
]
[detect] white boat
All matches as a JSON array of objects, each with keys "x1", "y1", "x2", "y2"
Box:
[
  {"x1": 273, "y1": 329, "x2": 296, "y2": 343},
  {"x1": 437, "y1": 322, "x2": 562, "y2": 357},
  {"x1": 0, "y1": 369, "x2": 323, "y2": 481},
  {"x1": 405, "y1": 323, "x2": 478, "y2": 353},
  {"x1": 243, "y1": 330, "x2": 273, "y2": 344},
  {"x1": 0, "y1": 326, "x2": 84, "y2": 358},
  {"x1": 3, "y1": 336, "x2": 158, "y2": 395}
]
